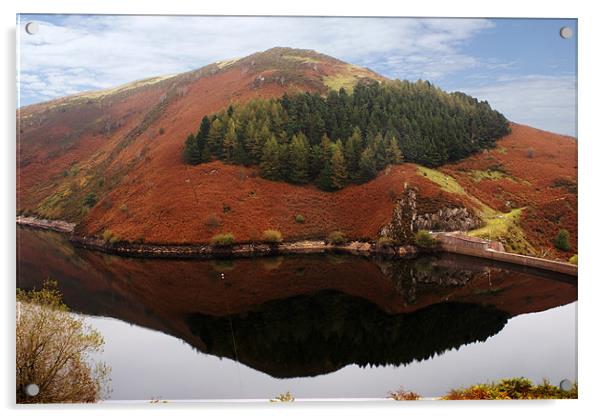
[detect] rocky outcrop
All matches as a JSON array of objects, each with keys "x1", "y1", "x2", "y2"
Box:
[
  {"x1": 379, "y1": 185, "x2": 483, "y2": 244},
  {"x1": 413, "y1": 207, "x2": 482, "y2": 232}
]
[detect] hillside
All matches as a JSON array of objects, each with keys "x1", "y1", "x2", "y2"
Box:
[{"x1": 16, "y1": 47, "x2": 577, "y2": 261}]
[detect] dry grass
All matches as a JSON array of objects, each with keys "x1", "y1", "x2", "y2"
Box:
[
  {"x1": 442, "y1": 378, "x2": 577, "y2": 400},
  {"x1": 389, "y1": 387, "x2": 421, "y2": 401}
]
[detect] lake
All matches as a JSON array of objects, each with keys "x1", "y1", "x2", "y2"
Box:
[{"x1": 16, "y1": 226, "x2": 577, "y2": 401}]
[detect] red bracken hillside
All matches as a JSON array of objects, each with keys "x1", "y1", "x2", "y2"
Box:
[{"x1": 16, "y1": 47, "x2": 577, "y2": 260}]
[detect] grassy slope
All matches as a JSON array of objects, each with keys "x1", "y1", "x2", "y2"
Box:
[{"x1": 441, "y1": 123, "x2": 577, "y2": 260}]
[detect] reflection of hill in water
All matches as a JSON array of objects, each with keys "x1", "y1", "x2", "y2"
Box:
[
  {"x1": 17, "y1": 227, "x2": 576, "y2": 379},
  {"x1": 188, "y1": 292, "x2": 509, "y2": 378}
]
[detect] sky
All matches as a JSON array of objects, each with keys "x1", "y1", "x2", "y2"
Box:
[{"x1": 17, "y1": 15, "x2": 577, "y2": 136}]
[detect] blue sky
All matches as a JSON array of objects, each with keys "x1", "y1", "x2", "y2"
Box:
[{"x1": 17, "y1": 15, "x2": 577, "y2": 136}]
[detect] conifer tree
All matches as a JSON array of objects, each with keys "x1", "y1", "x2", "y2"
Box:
[
  {"x1": 233, "y1": 138, "x2": 249, "y2": 165},
  {"x1": 358, "y1": 147, "x2": 377, "y2": 182},
  {"x1": 206, "y1": 118, "x2": 224, "y2": 156},
  {"x1": 222, "y1": 119, "x2": 238, "y2": 162},
  {"x1": 385, "y1": 135, "x2": 403, "y2": 164},
  {"x1": 372, "y1": 133, "x2": 388, "y2": 170},
  {"x1": 344, "y1": 127, "x2": 362, "y2": 182},
  {"x1": 309, "y1": 134, "x2": 330, "y2": 180},
  {"x1": 260, "y1": 136, "x2": 282, "y2": 181},
  {"x1": 317, "y1": 160, "x2": 333, "y2": 191},
  {"x1": 182, "y1": 133, "x2": 202, "y2": 165},
  {"x1": 288, "y1": 133, "x2": 310, "y2": 184},
  {"x1": 251, "y1": 122, "x2": 271, "y2": 161},
  {"x1": 196, "y1": 115, "x2": 211, "y2": 143},
  {"x1": 330, "y1": 141, "x2": 348, "y2": 190}
]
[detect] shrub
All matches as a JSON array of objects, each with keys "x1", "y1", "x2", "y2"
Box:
[
  {"x1": 102, "y1": 229, "x2": 113, "y2": 242},
  {"x1": 376, "y1": 236, "x2": 396, "y2": 249},
  {"x1": 17, "y1": 281, "x2": 110, "y2": 403},
  {"x1": 270, "y1": 391, "x2": 295, "y2": 402},
  {"x1": 211, "y1": 233, "x2": 235, "y2": 246},
  {"x1": 205, "y1": 214, "x2": 221, "y2": 231},
  {"x1": 101, "y1": 229, "x2": 119, "y2": 244},
  {"x1": 569, "y1": 254, "x2": 578, "y2": 265},
  {"x1": 442, "y1": 378, "x2": 577, "y2": 400},
  {"x1": 295, "y1": 214, "x2": 305, "y2": 224},
  {"x1": 554, "y1": 229, "x2": 570, "y2": 252},
  {"x1": 83, "y1": 192, "x2": 98, "y2": 208},
  {"x1": 414, "y1": 230, "x2": 436, "y2": 248},
  {"x1": 389, "y1": 387, "x2": 421, "y2": 401},
  {"x1": 327, "y1": 231, "x2": 347, "y2": 245},
  {"x1": 387, "y1": 189, "x2": 398, "y2": 202},
  {"x1": 262, "y1": 229, "x2": 283, "y2": 243},
  {"x1": 159, "y1": 127, "x2": 165, "y2": 135}
]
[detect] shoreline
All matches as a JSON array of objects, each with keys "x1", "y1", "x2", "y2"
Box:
[
  {"x1": 15, "y1": 216, "x2": 578, "y2": 277},
  {"x1": 16, "y1": 216, "x2": 417, "y2": 260}
]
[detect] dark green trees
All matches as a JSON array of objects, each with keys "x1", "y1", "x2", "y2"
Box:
[
  {"x1": 182, "y1": 80, "x2": 509, "y2": 191},
  {"x1": 182, "y1": 134, "x2": 202, "y2": 165},
  {"x1": 260, "y1": 136, "x2": 282, "y2": 180},
  {"x1": 287, "y1": 133, "x2": 311, "y2": 184},
  {"x1": 329, "y1": 142, "x2": 348, "y2": 190}
]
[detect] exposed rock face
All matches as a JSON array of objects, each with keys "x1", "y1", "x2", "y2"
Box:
[
  {"x1": 379, "y1": 186, "x2": 483, "y2": 244},
  {"x1": 414, "y1": 207, "x2": 483, "y2": 232}
]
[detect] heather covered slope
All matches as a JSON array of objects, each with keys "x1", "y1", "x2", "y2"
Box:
[
  {"x1": 442, "y1": 123, "x2": 577, "y2": 259},
  {"x1": 17, "y1": 47, "x2": 384, "y2": 221},
  {"x1": 16, "y1": 48, "x2": 577, "y2": 260}
]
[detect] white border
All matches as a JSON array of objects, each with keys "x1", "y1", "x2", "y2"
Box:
[{"x1": 3, "y1": 1, "x2": 601, "y2": 417}]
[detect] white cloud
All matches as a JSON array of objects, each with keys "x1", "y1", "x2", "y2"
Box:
[
  {"x1": 17, "y1": 15, "x2": 494, "y2": 104},
  {"x1": 458, "y1": 75, "x2": 577, "y2": 136}
]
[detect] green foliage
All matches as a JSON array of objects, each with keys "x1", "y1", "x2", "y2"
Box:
[
  {"x1": 414, "y1": 230, "x2": 436, "y2": 248},
  {"x1": 329, "y1": 141, "x2": 348, "y2": 190},
  {"x1": 182, "y1": 133, "x2": 202, "y2": 165},
  {"x1": 83, "y1": 192, "x2": 98, "y2": 208},
  {"x1": 295, "y1": 214, "x2": 305, "y2": 224},
  {"x1": 554, "y1": 229, "x2": 571, "y2": 252},
  {"x1": 569, "y1": 254, "x2": 578, "y2": 265},
  {"x1": 211, "y1": 233, "x2": 235, "y2": 246},
  {"x1": 16, "y1": 281, "x2": 110, "y2": 403},
  {"x1": 259, "y1": 136, "x2": 283, "y2": 180},
  {"x1": 101, "y1": 229, "x2": 119, "y2": 244},
  {"x1": 327, "y1": 231, "x2": 347, "y2": 245},
  {"x1": 376, "y1": 236, "x2": 397, "y2": 249},
  {"x1": 262, "y1": 229, "x2": 283, "y2": 243},
  {"x1": 182, "y1": 81, "x2": 509, "y2": 190},
  {"x1": 287, "y1": 133, "x2": 311, "y2": 184},
  {"x1": 443, "y1": 378, "x2": 577, "y2": 400}
]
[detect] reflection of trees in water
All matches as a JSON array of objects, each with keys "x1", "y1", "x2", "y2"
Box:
[
  {"x1": 187, "y1": 291, "x2": 509, "y2": 378},
  {"x1": 376, "y1": 255, "x2": 492, "y2": 305}
]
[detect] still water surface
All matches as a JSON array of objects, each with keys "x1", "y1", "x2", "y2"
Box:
[{"x1": 17, "y1": 227, "x2": 577, "y2": 400}]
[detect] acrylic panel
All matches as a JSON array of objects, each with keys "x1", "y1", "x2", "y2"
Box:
[{"x1": 16, "y1": 15, "x2": 577, "y2": 403}]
